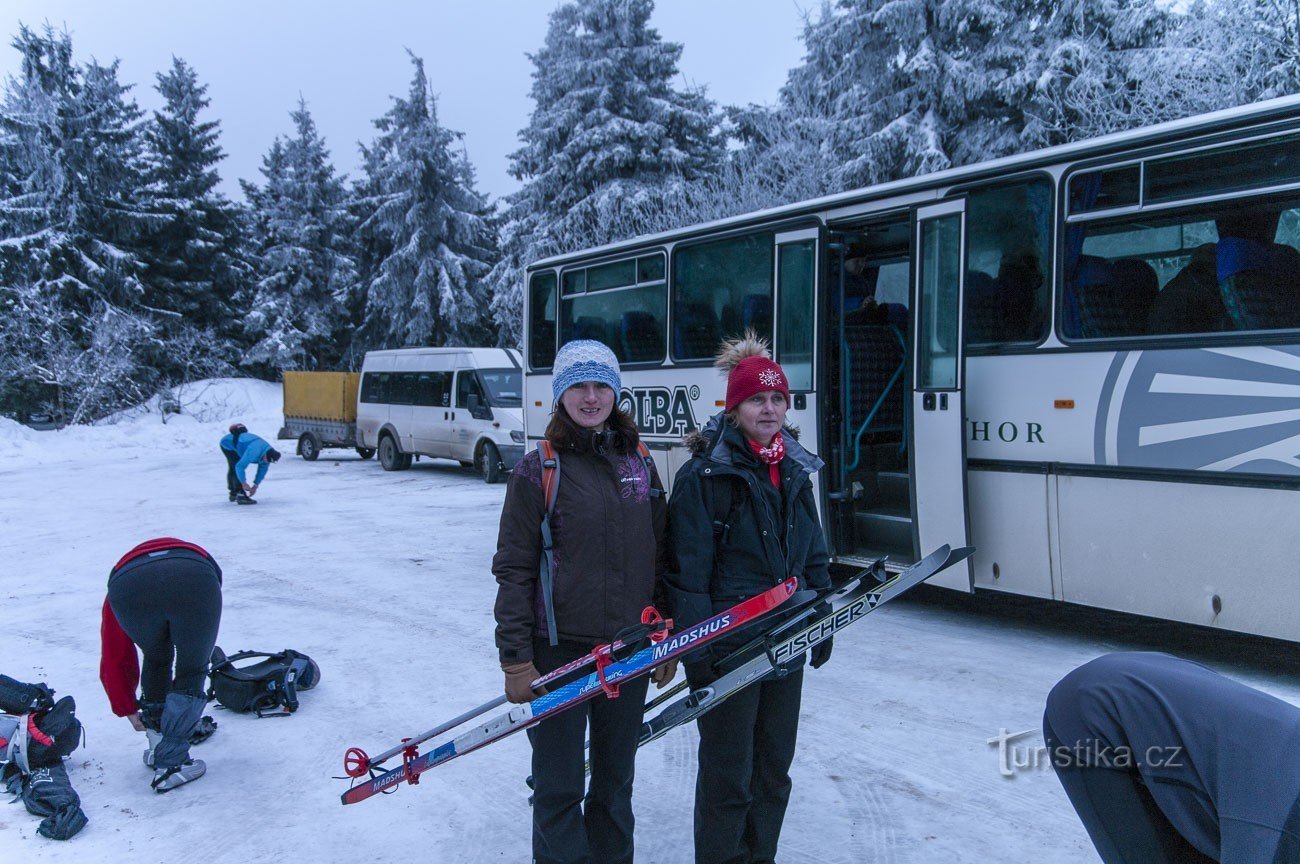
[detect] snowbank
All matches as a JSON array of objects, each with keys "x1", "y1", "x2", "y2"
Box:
[{"x1": 0, "y1": 378, "x2": 283, "y2": 464}]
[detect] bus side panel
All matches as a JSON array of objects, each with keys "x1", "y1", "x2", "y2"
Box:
[
  {"x1": 1056, "y1": 475, "x2": 1300, "y2": 642},
  {"x1": 967, "y1": 469, "x2": 1055, "y2": 599}
]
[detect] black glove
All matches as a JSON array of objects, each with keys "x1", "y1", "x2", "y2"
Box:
[
  {"x1": 684, "y1": 658, "x2": 719, "y2": 690},
  {"x1": 810, "y1": 636, "x2": 833, "y2": 669}
]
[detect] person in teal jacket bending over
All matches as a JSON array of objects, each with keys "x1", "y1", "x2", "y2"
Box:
[{"x1": 219, "y1": 423, "x2": 281, "y2": 505}]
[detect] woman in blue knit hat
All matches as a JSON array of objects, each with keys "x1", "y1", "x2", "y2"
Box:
[{"x1": 491, "y1": 339, "x2": 675, "y2": 864}]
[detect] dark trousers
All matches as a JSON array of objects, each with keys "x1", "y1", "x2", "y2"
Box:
[
  {"x1": 694, "y1": 668, "x2": 803, "y2": 864},
  {"x1": 527, "y1": 639, "x2": 650, "y2": 864},
  {"x1": 1043, "y1": 708, "x2": 1216, "y2": 864},
  {"x1": 107, "y1": 556, "x2": 222, "y2": 701},
  {"x1": 222, "y1": 446, "x2": 241, "y2": 496}
]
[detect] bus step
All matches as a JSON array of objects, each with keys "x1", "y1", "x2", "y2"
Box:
[
  {"x1": 854, "y1": 508, "x2": 913, "y2": 553},
  {"x1": 877, "y1": 471, "x2": 910, "y2": 508}
]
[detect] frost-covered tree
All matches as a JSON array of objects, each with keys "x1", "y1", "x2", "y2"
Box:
[
  {"x1": 0, "y1": 25, "x2": 165, "y2": 419},
  {"x1": 355, "y1": 54, "x2": 496, "y2": 349},
  {"x1": 0, "y1": 25, "x2": 154, "y2": 312},
  {"x1": 489, "y1": 0, "x2": 723, "y2": 345},
  {"x1": 140, "y1": 57, "x2": 248, "y2": 337},
  {"x1": 1021, "y1": 0, "x2": 1241, "y2": 147},
  {"x1": 1171, "y1": 0, "x2": 1300, "y2": 109},
  {"x1": 784, "y1": 0, "x2": 1037, "y2": 190},
  {"x1": 240, "y1": 101, "x2": 356, "y2": 371}
]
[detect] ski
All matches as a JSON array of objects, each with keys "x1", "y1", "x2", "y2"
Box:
[
  {"x1": 340, "y1": 576, "x2": 799, "y2": 806},
  {"x1": 636, "y1": 544, "x2": 974, "y2": 750},
  {"x1": 352, "y1": 607, "x2": 676, "y2": 771}
]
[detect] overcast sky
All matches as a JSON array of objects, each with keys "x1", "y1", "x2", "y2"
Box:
[{"x1": 1, "y1": 1, "x2": 812, "y2": 203}]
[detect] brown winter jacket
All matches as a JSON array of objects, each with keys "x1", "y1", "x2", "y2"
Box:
[{"x1": 492, "y1": 426, "x2": 668, "y2": 665}]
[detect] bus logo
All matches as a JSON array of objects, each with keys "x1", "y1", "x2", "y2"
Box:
[
  {"x1": 619, "y1": 386, "x2": 699, "y2": 437},
  {"x1": 1096, "y1": 346, "x2": 1300, "y2": 476}
]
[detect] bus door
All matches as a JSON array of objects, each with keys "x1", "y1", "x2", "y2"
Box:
[{"x1": 911, "y1": 201, "x2": 973, "y2": 591}]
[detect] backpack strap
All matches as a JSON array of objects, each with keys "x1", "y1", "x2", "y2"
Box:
[
  {"x1": 636, "y1": 441, "x2": 662, "y2": 499},
  {"x1": 536, "y1": 440, "x2": 561, "y2": 647}
]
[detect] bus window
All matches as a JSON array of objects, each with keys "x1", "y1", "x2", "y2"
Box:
[
  {"x1": 529, "y1": 272, "x2": 558, "y2": 369},
  {"x1": 558, "y1": 257, "x2": 666, "y2": 364},
  {"x1": 672, "y1": 231, "x2": 774, "y2": 360},
  {"x1": 777, "y1": 240, "x2": 814, "y2": 391},
  {"x1": 412, "y1": 372, "x2": 451, "y2": 408},
  {"x1": 964, "y1": 178, "x2": 1052, "y2": 347},
  {"x1": 1063, "y1": 195, "x2": 1300, "y2": 338}
]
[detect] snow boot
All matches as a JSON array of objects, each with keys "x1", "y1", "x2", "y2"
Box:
[
  {"x1": 228, "y1": 492, "x2": 237, "y2": 502},
  {"x1": 151, "y1": 758, "x2": 206, "y2": 793},
  {"x1": 235, "y1": 494, "x2": 257, "y2": 505}
]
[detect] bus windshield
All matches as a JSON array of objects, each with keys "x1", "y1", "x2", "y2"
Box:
[{"x1": 480, "y1": 370, "x2": 522, "y2": 408}]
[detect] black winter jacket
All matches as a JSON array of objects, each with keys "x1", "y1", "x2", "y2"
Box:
[
  {"x1": 666, "y1": 414, "x2": 831, "y2": 665},
  {"x1": 492, "y1": 428, "x2": 667, "y2": 665}
]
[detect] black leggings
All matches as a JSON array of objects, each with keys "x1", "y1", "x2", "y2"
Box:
[
  {"x1": 107, "y1": 555, "x2": 222, "y2": 700},
  {"x1": 1043, "y1": 711, "x2": 1216, "y2": 864},
  {"x1": 222, "y1": 446, "x2": 241, "y2": 495}
]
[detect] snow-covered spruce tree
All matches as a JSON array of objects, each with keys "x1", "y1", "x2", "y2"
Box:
[
  {"x1": 1171, "y1": 0, "x2": 1300, "y2": 108},
  {"x1": 354, "y1": 53, "x2": 497, "y2": 350},
  {"x1": 139, "y1": 57, "x2": 249, "y2": 344},
  {"x1": 488, "y1": 0, "x2": 723, "y2": 346},
  {"x1": 783, "y1": 0, "x2": 1039, "y2": 190},
  {"x1": 0, "y1": 25, "x2": 161, "y2": 419},
  {"x1": 240, "y1": 101, "x2": 356, "y2": 372},
  {"x1": 1021, "y1": 0, "x2": 1240, "y2": 148}
]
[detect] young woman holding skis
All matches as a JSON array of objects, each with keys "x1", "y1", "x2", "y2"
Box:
[
  {"x1": 491, "y1": 339, "x2": 674, "y2": 864},
  {"x1": 666, "y1": 331, "x2": 833, "y2": 864}
]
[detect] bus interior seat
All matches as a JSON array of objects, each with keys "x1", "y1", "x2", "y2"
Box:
[
  {"x1": 1216, "y1": 236, "x2": 1300, "y2": 330},
  {"x1": 532, "y1": 320, "x2": 556, "y2": 356},
  {"x1": 620, "y1": 310, "x2": 664, "y2": 363},
  {"x1": 964, "y1": 270, "x2": 1000, "y2": 344},
  {"x1": 1147, "y1": 243, "x2": 1225, "y2": 335},
  {"x1": 742, "y1": 293, "x2": 773, "y2": 338},
  {"x1": 1110, "y1": 258, "x2": 1158, "y2": 336},
  {"x1": 674, "y1": 302, "x2": 720, "y2": 359},
  {"x1": 573, "y1": 316, "x2": 608, "y2": 343}
]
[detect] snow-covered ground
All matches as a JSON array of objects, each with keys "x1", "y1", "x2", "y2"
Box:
[{"x1": 2, "y1": 378, "x2": 1298, "y2": 863}]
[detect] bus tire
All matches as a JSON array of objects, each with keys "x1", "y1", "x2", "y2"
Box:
[
  {"x1": 478, "y1": 442, "x2": 503, "y2": 484},
  {"x1": 379, "y1": 435, "x2": 410, "y2": 472},
  {"x1": 299, "y1": 432, "x2": 321, "y2": 462}
]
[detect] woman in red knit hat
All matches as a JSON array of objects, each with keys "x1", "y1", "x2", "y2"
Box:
[{"x1": 665, "y1": 330, "x2": 833, "y2": 864}]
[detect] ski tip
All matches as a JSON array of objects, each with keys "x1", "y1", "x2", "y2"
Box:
[{"x1": 950, "y1": 545, "x2": 976, "y2": 564}]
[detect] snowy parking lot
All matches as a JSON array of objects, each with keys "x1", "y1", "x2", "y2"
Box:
[{"x1": 3, "y1": 379, "x2": 1298, "y2": 863}]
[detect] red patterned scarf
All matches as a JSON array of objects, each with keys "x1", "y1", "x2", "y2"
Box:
[{"x1": 747, "y1": 432, "x2": 784, "y2": 488}]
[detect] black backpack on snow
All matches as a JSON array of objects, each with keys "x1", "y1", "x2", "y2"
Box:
[
  {"x1": 0, "y1": 675, "x2": 82, "y2": 772},
  {"x1": 207, "y1": 647, "x2": 320, "y2": 717}
]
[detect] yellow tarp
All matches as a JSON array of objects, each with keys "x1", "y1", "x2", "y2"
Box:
[{"x1": 282, "y1": 371, "x2": 360, "y2": 422}]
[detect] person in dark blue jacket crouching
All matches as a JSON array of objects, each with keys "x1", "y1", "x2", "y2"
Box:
[
  {"x1": 218, "y1": 423, "x2": 280, "y2": 504},
  {"x1": 1045, "y1": 651, "x2": 1300, "y2": 863}
]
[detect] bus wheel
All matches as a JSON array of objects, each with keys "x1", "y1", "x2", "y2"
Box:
[
  {"x1": 478, "y1": 442, "x2": 503, "y2": 484},
  {"x1": 355, "y1": 447, "x2": 375, "y2": 460},
  {"x1": 299, "y1": 432, "x2": 321, "y2": 462}
]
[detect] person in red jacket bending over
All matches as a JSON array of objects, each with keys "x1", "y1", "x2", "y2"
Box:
[{"x1": 100, "y1": 538, "x2": 222, "y2": 793}]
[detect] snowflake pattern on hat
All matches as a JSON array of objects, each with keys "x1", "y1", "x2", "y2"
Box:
[{"x1": 758, "y1": 369, "x2": 784, "y2": 388}]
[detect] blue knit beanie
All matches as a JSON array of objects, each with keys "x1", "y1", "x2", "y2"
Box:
[{"x1": 552, "y1": 340, "x2": 621, "y2": 404}]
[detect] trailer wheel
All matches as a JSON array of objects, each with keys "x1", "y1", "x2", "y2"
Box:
[
  {"x1": 299, "y1": 432, "x2": 322, "y2": 461},
  {"x1": 478, "y1": 442, "x2": 504, "y2": 484},
  {"x1": 356, "y1": 447, "x2": 375, "y2": 460}
]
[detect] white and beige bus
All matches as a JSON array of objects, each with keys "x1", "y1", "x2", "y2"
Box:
[{"x1": 521, "y1": 95, "x2": 1300, "y2": 642}]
